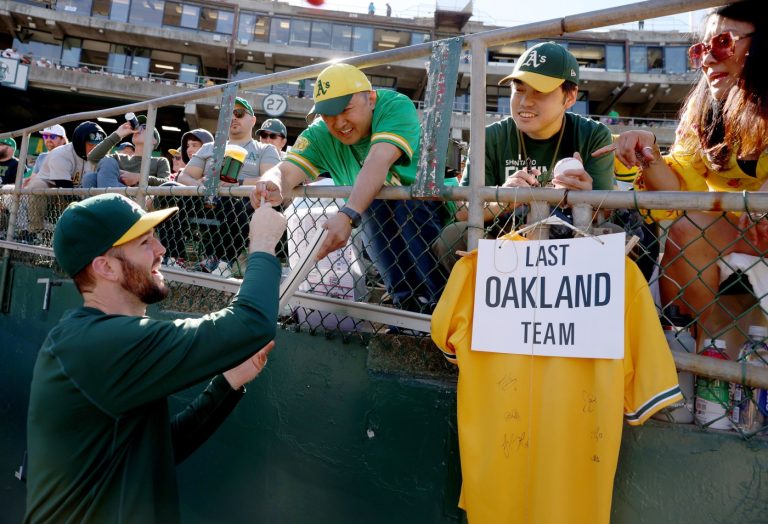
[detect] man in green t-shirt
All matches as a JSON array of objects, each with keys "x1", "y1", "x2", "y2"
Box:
[
  {"x1": 24, "y1": 194, "x2": 286, "y2": 523},
  {"x1": 251, "y1": 63, "x2": 446, "y2": 313},
  {"x1": 434, "y1": 41, "x2": 615, "y2": 270}
]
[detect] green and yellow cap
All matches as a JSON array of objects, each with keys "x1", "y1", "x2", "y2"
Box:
[
  {"x1": 235, "y1": 97, "x2": 254, "y2": 116},
  {"x1": 499, "y1": 41, "x2": 579, "y2": 93},
  {"x1": 53, "y1": 194, "x2": 178, "y2": 277},
  {"x1": 309, "y1": 63, "x2": 372, "y2": 118},
  {"x1": 0, "y1": 137, "x2": 16, "y2": 149}
]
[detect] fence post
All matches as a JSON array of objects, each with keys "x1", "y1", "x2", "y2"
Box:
[
  {"x1": 572, "y1": 203, "x2": 593, "y2": 234},
  {"x1": 137, "y1": 105, "x2": 157, "y2": 210},
  {"x1": 526, "y1": 202, "x2": 550, "y2": 240},
  {"x1": 412, "y1": 37, "x2": 462, "y2": 198},
  {"x1": 466, "y1": 38, "x2": 487, "y2": 251}
]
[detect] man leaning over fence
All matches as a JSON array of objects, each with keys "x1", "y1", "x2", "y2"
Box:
[
  {"x1": 251, "y1": 63, "x2": 447, "y2": 314},
  {"x1": 433, "y1": 42, "x2": 615, "y2": 271}
]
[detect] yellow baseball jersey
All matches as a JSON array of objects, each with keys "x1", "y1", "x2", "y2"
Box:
[{"x1": 431, "y1": 242, "x2": 682, "y2": 524}]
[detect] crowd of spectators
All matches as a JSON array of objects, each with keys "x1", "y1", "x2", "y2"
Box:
[{"x1": 2, "y1": 100, "x2": 286, "y2": 277}]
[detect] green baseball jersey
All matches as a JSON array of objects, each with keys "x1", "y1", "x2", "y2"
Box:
[
  {"x1": 462, "y1": 112, "x2": 615, "y2": 190},
  {"x1": 285, "y1": 89, "x2": 419, "y2": 186}
]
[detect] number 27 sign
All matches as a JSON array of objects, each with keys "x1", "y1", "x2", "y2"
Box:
[{"x1": 262, "y1": 93, "x2": 288, "y2": 117}]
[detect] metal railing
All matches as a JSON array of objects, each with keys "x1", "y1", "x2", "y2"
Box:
[{"x1": 3, "y1": 0, "x2": 767, "y2": 435}]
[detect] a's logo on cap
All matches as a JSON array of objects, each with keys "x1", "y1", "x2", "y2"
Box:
[
  {"x1": 316, "y1": 80, "x2": 331, "y2": 97},
  {"x1": 521, "y1": 50, "x2": 547, "y2": 68},
  {"x1": 571, "y1": 69, "x2": 577, "y2": 77}
]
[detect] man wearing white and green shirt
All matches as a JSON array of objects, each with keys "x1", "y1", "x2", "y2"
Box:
[{"x1": 251, "y1": 63, "x2": 446, "y2": 312}]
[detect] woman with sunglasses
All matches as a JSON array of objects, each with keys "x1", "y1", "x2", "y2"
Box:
[{"x1": 594, "y1": 1, "x2": 766, "y2": 333}]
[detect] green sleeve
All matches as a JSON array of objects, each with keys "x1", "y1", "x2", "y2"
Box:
[
  {"x1": 57, "y1": 252, "x2": 280, "y2": 415},
  {"x1": 88, "y1": 131, "x2": 122, "y2": 164},
  {"x1": 284, "y1": 125, "x2": 326, "y2": 181},
  {"x1": 171, "y1": 374, "x2": 244, "y2": 464},
  {"x1": 148, "y1": 158, "x2": 171, "y2": 186},
  {"x1": 583, "y1": 125, "x2": 615, "y2": 191}
]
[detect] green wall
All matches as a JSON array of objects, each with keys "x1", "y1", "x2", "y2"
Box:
[{"x1": 1, "y1": 260, "x2": 767, "y2": 523}]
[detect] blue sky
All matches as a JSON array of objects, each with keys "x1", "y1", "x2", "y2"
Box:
[{"x1": 295, "y1": 1, "x2": 708, "y2": 33}]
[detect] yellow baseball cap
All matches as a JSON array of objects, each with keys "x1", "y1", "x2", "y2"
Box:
[{"x1": 309, "y1": 63, "x2": 372, "y2": 119}]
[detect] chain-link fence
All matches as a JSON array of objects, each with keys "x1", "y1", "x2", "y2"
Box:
[
  {"x1": 0, "y1": 0, "x2": 761, "y2": 440},
  {"x1": 3, "y1": 181, "x2": 767, "y2": 446}
]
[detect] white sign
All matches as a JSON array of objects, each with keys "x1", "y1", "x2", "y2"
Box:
[
  {"x1": 471, "y1": 233, "x2": 626, "y2": 359},
  {"x1": 5, "y1": 64, "x2": 28, "y2": 91},
  {"x1": 0, "y1": 57, "x2": 19, "y2": 84},
  {"x1": 262, "y1": 93, "x2": 288, "y2": 117}
]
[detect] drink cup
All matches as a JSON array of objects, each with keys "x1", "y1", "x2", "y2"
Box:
[
  {"x1": 125, "y1": 112, "x2": 139, "y2": 130},
  {"x1": 220, "y1": 144, "x2": 247, "y2": 184}
]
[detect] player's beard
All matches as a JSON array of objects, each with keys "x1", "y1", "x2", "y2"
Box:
[{"x1": 116, "y1": 255, "x2": 169, "y2": 305}]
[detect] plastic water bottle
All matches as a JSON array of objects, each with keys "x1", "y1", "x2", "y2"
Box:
[
  {"x1": 653, "y1": 306, "x2": 695, "y2": 423},
  {"x1": 695, "y1": 339, "x2": 732, "y2": 430},
  {"x1": 730, "y1": 326, "x2": 768, "y2": 434}
]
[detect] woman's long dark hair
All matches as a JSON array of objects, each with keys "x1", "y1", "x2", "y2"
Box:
[{"x1": 675, "y1": 0, "x2": 767, "y2": 167}]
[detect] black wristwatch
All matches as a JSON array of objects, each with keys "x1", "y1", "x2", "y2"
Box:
[{"x1": 339, "y1": 206, "x2": 362, "y2": 228}]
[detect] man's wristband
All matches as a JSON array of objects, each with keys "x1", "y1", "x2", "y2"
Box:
[{"x1": 339, "y1": 206, "x2": 362, "y2": 228}]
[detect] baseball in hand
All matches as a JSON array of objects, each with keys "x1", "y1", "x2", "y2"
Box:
[{"x1": 553, "y1": 157, "x2": 583, "y2": 177}]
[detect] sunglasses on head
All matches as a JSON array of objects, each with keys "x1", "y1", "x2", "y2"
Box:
[
  {"x1": 688, "y1": 31, "x2": 753, "y2": 69},
  {"x1": 261, "y1": 132, "x2": 282, "y2": 140},
  {"x1": 233, "y1": 108, "x2": 249, "y2": 119},
  {"x1": 41, "y1": 133, "x2": 60, "y2": 140}
]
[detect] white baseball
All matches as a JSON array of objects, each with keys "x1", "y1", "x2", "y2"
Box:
[{"x1": 553, "y1": 157, "x2": 583, "y2": 177}]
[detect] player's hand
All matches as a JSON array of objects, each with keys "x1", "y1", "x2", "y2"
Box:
[
  {"x1": 593, "y1": 130, "x2": 657, "y2": 169},
  {"x1": 552, "y1": 153, "x2": 593, "y2": 191},
  {"x1": 116, "y1": 121, "x2": 135, "y2": 139},
  {"x1": 119, "y1": 170, "x2": 139, "y2": 186},
  {"x1": 249, "y1": 180, "x2": 283, "y2": 209},
  {"x1": 223, "y1": 340, "x2": 275, "y2": 390},
  {"x1": 504, "y1": 168, "x2": 541, "y2": 188},
  {"x1": 248, "y1": 205, "x2": 288, "y2": 255},
  {"x1": 317, "y1": 212, "x2": 352, "y2": 260}
]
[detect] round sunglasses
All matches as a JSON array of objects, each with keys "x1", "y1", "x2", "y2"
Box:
[{"x1": 688, "y1": 31, "x2": 753, "y2": 69}]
